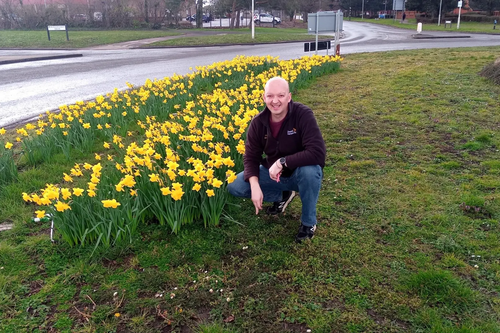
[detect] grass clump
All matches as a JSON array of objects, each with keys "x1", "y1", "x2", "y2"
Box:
[
  {"x1": 479, "y1": 58, "x2": 500, "y2": 85},
  {"x1": 405, "y1": 270, "x2": 476, "y2": 311}
]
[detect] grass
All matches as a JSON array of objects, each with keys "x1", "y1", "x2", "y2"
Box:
[
  {"x1": 0, "y1": 29, "x2": 182, "y2": 48},
  {"x1": 349, "y1": 17, "x2": 500, "y2": 33},
  {"x1": 1, "y1": 46, "x2": 500, "y2": 332},
  {"x1": 146, "y1": 27, "x2": 332, "y2": 47},
  {"x1": 0, "y1": 27, "x2": 331, "y2": 49}
]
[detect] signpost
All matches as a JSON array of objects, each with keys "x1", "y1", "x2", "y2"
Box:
[
  {"x1": 307, "y1": 10, "x2": 343, "y2": 55},
  {"x1": 457, "y1": 1, "x2": 462, "y2": 29},
  {"x1": 47, "y1": 25, "x2": 69, "y2": 41}
]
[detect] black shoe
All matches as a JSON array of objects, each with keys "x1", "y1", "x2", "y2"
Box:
[
  {"x1": 295, "y1": 224, "x2": 316, "y2": 243},
  {"x1": 266, "y1": 191, "x2": 296, "y2": 215}
]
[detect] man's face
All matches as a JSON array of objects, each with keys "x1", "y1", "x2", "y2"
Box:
[{"x1": 263, "y1": 80, "x2": 292, "y2": 119}]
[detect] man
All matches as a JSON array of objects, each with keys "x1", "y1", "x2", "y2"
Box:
[{"x1": 227, "y1": 76, "x2": 326, "y2": 243}]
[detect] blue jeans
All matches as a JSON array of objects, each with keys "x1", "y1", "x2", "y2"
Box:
[{"x1": 227, "y1": 165, "x2": 323, "y2": 227}]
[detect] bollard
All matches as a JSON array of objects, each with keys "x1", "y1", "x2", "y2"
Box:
[
  {"x1": 417, "y1": 22, "x2": 422, "y2": 34},
  {"x1": 494, "y1": 20, "x2": 497, "y2": 30}
]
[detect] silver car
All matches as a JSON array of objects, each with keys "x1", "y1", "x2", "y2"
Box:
[{"x1": 254, "y1": 13, "x2": 281, "y2": 24}]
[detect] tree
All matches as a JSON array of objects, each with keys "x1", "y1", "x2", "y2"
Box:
[
  {"x1": 165, "y1": 0, "x2": 183, "y2": 24},
  {"x1": 471, "y1": 0, "x2": 500, "y2": 15},
  {"x1": 405, "y1": 0, "x2": 456, "y2": 18}
]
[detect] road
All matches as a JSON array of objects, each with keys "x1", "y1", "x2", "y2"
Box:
[{"x1": 1, "y1": 21, "x2": 499, "y2": 128}]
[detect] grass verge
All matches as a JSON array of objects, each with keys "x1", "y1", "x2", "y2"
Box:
[
  {"x1": 1, "y1": 47, "x2": 500, "y2": 332},
  {"x1": 0, "y1": 30, "x2": 182, "y2": 48},
  {"x1": 349, "y1": 17, "x2": 500, "y2": 33},
  {"x1": 146, "y1": 27, "x2": 333, "y2": 47},
  {"x1": 0, "y1": 28, "x2": 331, "y2": 49}
]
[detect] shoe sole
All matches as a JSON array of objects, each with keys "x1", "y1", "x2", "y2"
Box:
[{"x1": 280, "y1": 191, "x2": 297, "y2": 214}]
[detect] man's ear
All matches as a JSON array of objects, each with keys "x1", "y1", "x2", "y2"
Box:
[{"x1": 262, "y1": 93, "x2": 266, "y2": 103}]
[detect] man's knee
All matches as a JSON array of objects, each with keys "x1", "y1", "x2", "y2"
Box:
[
  {"x1": 297, "y1": 165, "x2": 322, "y2": 182},
  {"x1": 227, "y1": 175, "x2": 250, "y2": 198}
]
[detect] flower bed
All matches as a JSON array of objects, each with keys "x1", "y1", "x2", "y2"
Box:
[{"x1": 1, "y1": 54, "x2": 342, "y2": 248}]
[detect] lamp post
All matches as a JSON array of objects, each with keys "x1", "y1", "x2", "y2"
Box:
[
  {"x1": 438, "y1": 0, "x2": 443, "y2": 25},
  {"x1": 251, "y1": 0, "x2": 255, "y2": 39}
]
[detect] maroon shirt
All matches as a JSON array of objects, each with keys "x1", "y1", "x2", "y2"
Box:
[
  {"x1": 243, "y1": 100, "x2": 326, "y2": 181},
  {"x1": 269, "y1": 114, "x2": 285, "y2": 138}
]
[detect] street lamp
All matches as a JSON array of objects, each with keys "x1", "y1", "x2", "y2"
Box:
[
  {"x1": 251, "y1": 0, "x2": 255, "y2": 39},
  {"x1": 438, "y1": 0, "x2": 443, "y2": 26}
]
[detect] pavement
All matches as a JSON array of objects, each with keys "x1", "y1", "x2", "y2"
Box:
[{"x1": 0, "y1": 29, "x2": 472, "y2": 66}]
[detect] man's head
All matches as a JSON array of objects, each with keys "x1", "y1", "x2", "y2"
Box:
[{"x1": 263, "y1": 77, "x2": 292, "y2": 121}]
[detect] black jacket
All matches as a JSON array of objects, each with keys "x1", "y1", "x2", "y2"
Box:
[{"x1": 243, "y1": 100, "x2": 326, "y2": 181}]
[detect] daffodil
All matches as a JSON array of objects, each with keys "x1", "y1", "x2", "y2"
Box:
[
  {"x1": 102, "y1": 199, "x2": 121, "y2": 208},
  {"x1": 54, "y1": 201, "x2": 71, "y2": 212},
  {"x1": 73, "y1": 188, "x2": 84, "y2": 196}
]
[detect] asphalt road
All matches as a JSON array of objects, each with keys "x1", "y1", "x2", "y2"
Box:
[{"x1": 1, "y1": 21, "x2": 499, "y2": 128}]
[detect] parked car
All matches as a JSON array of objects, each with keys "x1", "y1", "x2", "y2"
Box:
[
  {"x1": 186, "y1": 14, "x2": 211, "y2": 23},
  {"x1": 253, "y1": 13, "x2": 281, "y2": 24}
]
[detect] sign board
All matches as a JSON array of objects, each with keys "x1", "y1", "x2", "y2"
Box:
[
  {"x1": 47, "y1": 25, "x2": 69, "y2": 41},
  {"x1": 307, "y1": 11, "x2": 343, "y2": 33},
  {"x1": 392, "y1": 0, "x2": 404, "y2": 11},
  {"x1": 304, "y1": 41, "x2": 331, "y2": 52},
  {"x1": 457, "y1": 1, "x2": 462, "y2": 7},
  {"x1": 47, "y1": 25, "x2": 67, "y2": 31}
]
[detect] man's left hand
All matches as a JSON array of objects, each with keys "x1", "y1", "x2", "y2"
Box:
[{"x1": 269, "y1": 160, "x2": 282, "y2": 182}]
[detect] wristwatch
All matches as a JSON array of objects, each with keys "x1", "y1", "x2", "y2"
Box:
[{"x1": 279, "y1": 157, "x2": 286, "y2": 168}]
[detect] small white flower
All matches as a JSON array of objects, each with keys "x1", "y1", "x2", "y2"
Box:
[
  {"x1": 193, "y1": 280, "x2": 197, "y2": 283},
  {"x1": 209, "y1": 289, "x2": 213, "y2": 293},
  {"x1": 474, "y1": 265, "x2": 479, "y2": 268},
  {"x1": 174, "y1": 287, "x2": 178, "y2": 290},
  {"x1": 34, "y1": 218, "x2": 40, "y2": 222},
  {"x1": 226, "y1": 297, "x2": 231, "y2": 302},
  {"x1": 113, "y1": 292, "x2": 118, "y2": 297},
  {"x1": 170, "y1": 293, "x2": 176, "y2": 299},
  {"x1": 242, "y1": 246, "x2": 248, "y2": 250},
  {"x1": 0, "y1": 267, "x2": 3, "y2": 270},
  {"x1": 204, "y1": 270, "x2": 208, "y2": 274},
  {"x1": 219, "y1": 289, "x2": 223, "y2": 292},
  {"x1": 307, "y1": 330, "x2": 312, "y2": 333},
  {"x1": 472, "y1": 255, "x2": 476, "y2": 258}
]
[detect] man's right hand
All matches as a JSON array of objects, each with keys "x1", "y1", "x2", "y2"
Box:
[{"x1": 249, "y1": 177, "x2": 263, "y2": 214}]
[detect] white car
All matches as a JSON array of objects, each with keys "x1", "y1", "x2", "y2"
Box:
[{"x1": 254, "y1": 13, "x2": 281, "y2": 24}]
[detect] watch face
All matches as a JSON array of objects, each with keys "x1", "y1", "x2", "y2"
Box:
[{"x1": 280, "y1": 157, "x2": 286, "y2": 165}]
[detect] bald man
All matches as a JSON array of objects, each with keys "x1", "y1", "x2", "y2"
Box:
[{"x1": 227, "y1": 77, "x2": 326, "y2": 243}]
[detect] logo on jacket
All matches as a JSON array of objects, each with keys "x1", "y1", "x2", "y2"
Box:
[{"x1": 287, "y1": 128, "x2": 297, "y2": 135}]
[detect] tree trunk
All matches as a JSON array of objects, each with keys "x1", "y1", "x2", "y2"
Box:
[
  {"x1": 229, "y1": 0, "x2": 236, "y2": 28},
  {"x1": 196, "y1": 0, "x2": 202, "y2": 28}
]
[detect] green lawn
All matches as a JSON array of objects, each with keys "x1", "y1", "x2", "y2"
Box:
[
  {"x1": 1, "y1": 47, "x2": 500, "y2": 332},
  {"x1": 349, "y1": 16, "x2": 500, "y2": 33},
  {"x1": 147, "y1": 27, "x2": 332, "y2": 47},
  {"x1": 0, "y1": 28, "x2": 331, "y2": 49},
  {"x1": 0, "y1": 30, "x2": 182, "y2": 48}
]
